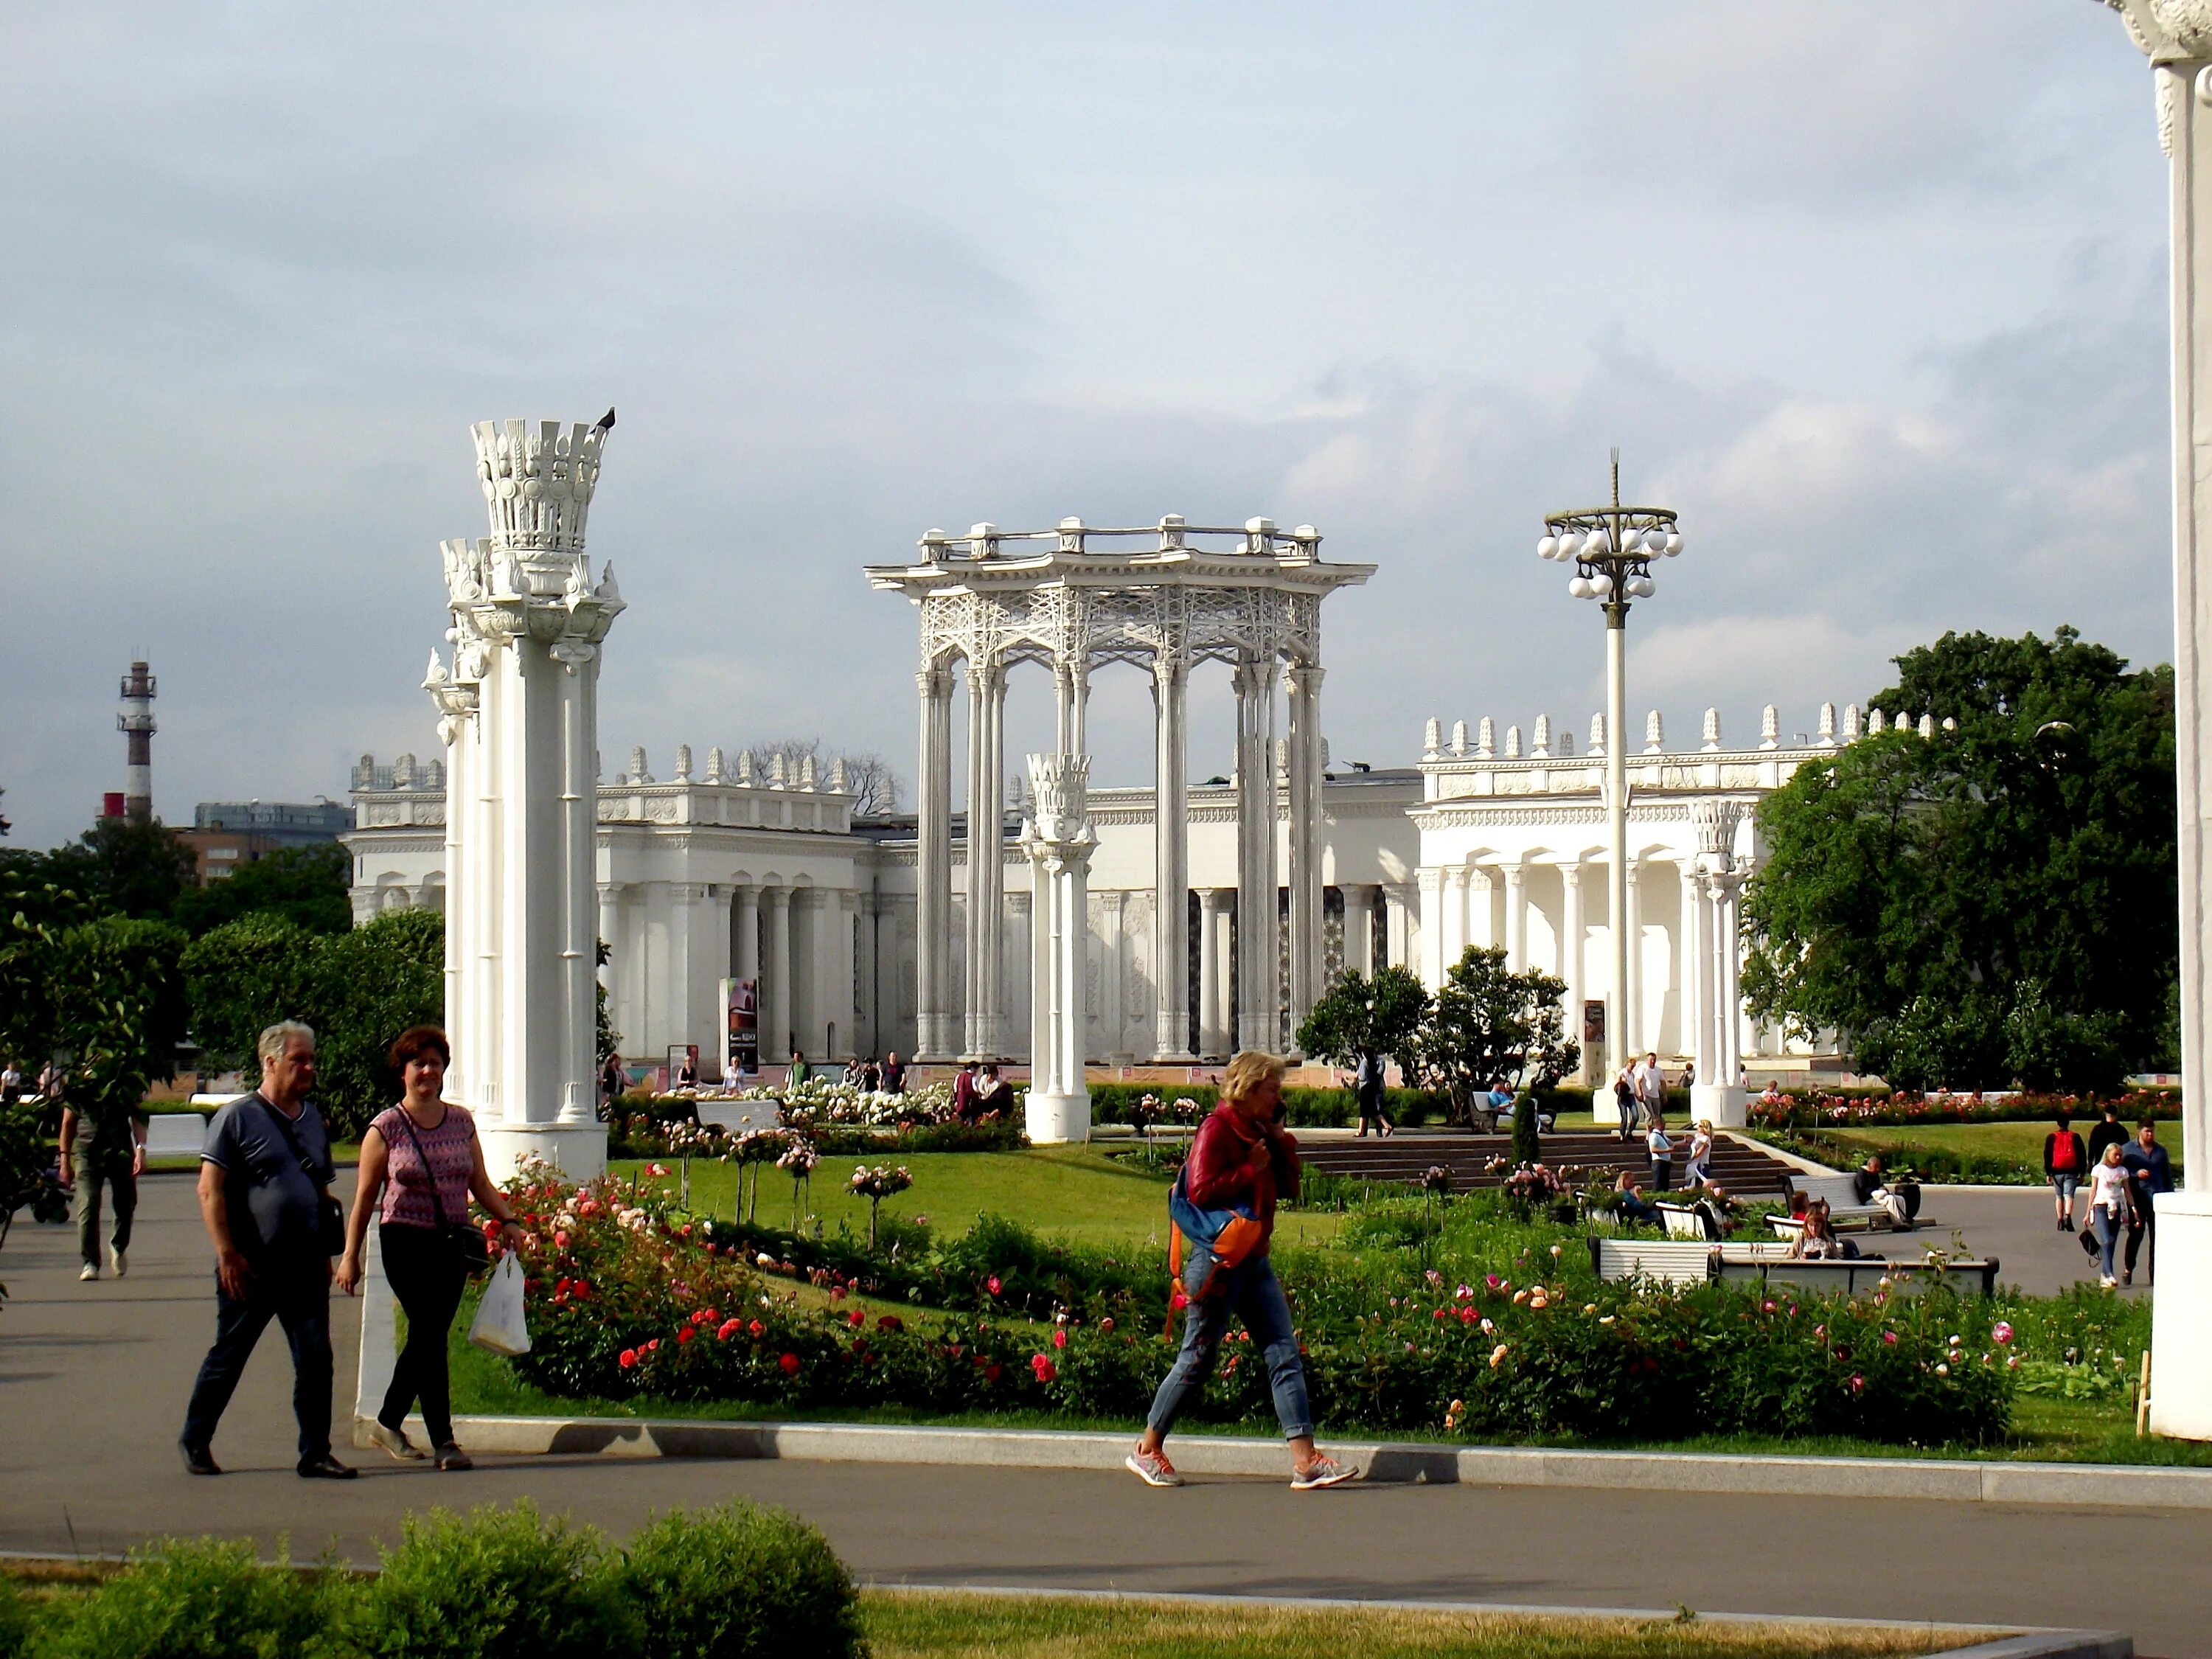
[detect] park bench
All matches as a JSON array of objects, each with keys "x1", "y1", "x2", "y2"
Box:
[
  {"x1": 144, "y1": 1113, "x2": 209, "y2": 1158},
  {"x1": 1588, "y1": 1237, "x2": 1715, "y2": 1285},
  {"x1": 1775, "y1": 1172, "x2": 1895, "y2": 1232}
]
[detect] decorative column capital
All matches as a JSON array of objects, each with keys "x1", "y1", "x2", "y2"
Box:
[
  {"x1": 2112, "y1": 0, "x2": 2212, "y2": 63},
  {"x1": 1287, "y1": 663, "x2": 1326, "y2": 695},
  {"x1": 917, "y1": 665, "x2": 952, "y2": 699},
  {"x1": 1559, "y1": 861, "x2": 1584, "y2": 892}
]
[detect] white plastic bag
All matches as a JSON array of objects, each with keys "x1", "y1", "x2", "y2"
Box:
[{"x1": 468, "y1": 1252, "x2": 532, "y2": 1357}]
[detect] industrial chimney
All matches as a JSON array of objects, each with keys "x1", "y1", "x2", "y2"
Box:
[{"x1": 117, "y1": 660, "x2": 156, "y2": 822}]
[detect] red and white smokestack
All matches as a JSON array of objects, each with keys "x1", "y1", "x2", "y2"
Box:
[{"x1": 117, "y1": 660, "x2": 156, "y2": 822}]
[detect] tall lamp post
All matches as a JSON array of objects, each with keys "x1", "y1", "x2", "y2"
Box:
[{"x1": 1537, "y1": 452, "x2": 1681, "y2": 1119}]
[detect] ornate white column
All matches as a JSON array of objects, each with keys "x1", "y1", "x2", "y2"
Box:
[
  {"x1": 1022, "y1": 753, "x2": 1094, "y2": 1142},
  {"x1": 854, "y1": 889, "x2": 878, "y2": 1059},
  {"x1": 427, "y1": 665, "x2": 479, "y2": 1102},
  {"x1": 964, "y1": 655, "x2": 1008, "y2": 1057},
  {"x1": 1285, "y1": 663, "x2": 1326, "y2": 1030},
  {"x1": 734, "y1": 883, "x2": 760, "y2": 984},
  {"x1": 430, "y1": 416, "x2": 622, "y2": 1179},
  {"x1": 1233, "y1": 653, "x2": 1281, "y2": 1050},
  {"x1": 1559, "y1": 862, "x2": 1587, "y2": 1082},
  {"x1": 1623, "y1": 859, "x2": 1644, "y2": 1057},
  {"x1": 1340, "y1": 882, "x2": 1377, "y2": 981},
  {"x1": 1502, "y1": 862, "x2": 1528, "y2": 973},
  {"x1": 1197, "y1": 887, "x2": 1230, "y2": 1059},
  {"x1": 1152, "y1": 648, "x2": 1194, "y2": 1058},
  {"x1": 1469, "y1": 866, "x2": 1497, "y2": 949},
  {"x1": 1688, "y1": 801, "x2": 1746, "y2": 1128},
  {"x1": 2109, "y1": 1, "x2": 2212, "y2": 1440},
  {"x1": 1441, "y1": 866, "x2": 1468, "y2": 969},
  {"x1": 822, "y1": 889, "x2": 857, "y2": 1061},
  {"x1": 1382, "y1": 881, "x2": 1414, "y2": 972},
  {"x1": 1678, "y1": 863, "x2": 1703, "y2": 1067},
  {"x1": 764, "y1": 885, "x2": 793, "y2": 1063},
  {"x1": 1006, "y1": 890, "x2": 1033, "y2": 1056},
  {"x1": 1416, "y1": 868, "x2": 1446, "y2": 989},
  {"x1": 915, "y1": 665, "x2": 955, "y2": 1058}
]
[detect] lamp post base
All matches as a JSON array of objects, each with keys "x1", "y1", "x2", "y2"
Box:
[
  {"x1": 2149, "y1": 1191, "x2": 2212, "y2": 1440},
  {"x1": 477, "y1": 1122, "x2": 608, "y2": 1184},
  {"x1": 1688, "y1": 1083, "x2": 1747, "y2": 1130},
  {"x1": 1023, "y1": 1088, "x2": 1091, "y2": 1146}
]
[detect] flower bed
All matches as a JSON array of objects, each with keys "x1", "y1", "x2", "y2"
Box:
[
  {"x1": 1747, "y1": 1088, "x2": 2180, "y2": 1133},
  {"x1": 498, "y1": 1167, "x2": 2017, "y2": 1447}
]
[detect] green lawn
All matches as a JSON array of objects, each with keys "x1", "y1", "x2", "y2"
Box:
[
  {"x1": 862, "y1": 1590, "x2": 1977, "y2": 1657},
  {"x1": 619, "y1": 1144, "x2": 1346, "y2": 1250}
]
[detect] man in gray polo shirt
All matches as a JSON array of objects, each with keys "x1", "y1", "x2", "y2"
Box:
[{"x1": 178, "y1": 1020, "x2": 355, "y2": 1479}]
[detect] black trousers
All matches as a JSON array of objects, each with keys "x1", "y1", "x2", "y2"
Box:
[
  {"x1": 181, "y1": 1257, "x2": 333, "y2": 1465},
  {"x1": 2125, "y1": 1211, "x2": 2155, "y2": 1278},
  {"x1": 379, "y1": 1222, "x2": 467, "y2": 1447}
]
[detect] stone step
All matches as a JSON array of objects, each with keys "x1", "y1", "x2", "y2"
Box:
[{"x1": 1298, "y1": 1132, "x2": 1792, "y2": 1195}]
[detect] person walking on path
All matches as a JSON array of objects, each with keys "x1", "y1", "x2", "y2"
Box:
[
  {"x1": 1611, "y1": 1065, "x2": 1638, "y2": 1141},
  {"x1": 1352, "y1": 1049, "x2": 1393, "y2": 1138},
  {"x1": 2087, "y1": 1141, "x2": 2134, "y2": 1290},
  {"x1": 952, "y1": 1060, "x2": 981, "y2": 1121},
  {"x1": 1683, "y1": 1119, "x2": 1714, "y2": 1189},
  {"x1": 337, "y1": 1026, "x2": 525, "y2": 1470},
  {"x1": 1127, "y1": 1051, "x2": 1358, "y2": 1492},
  {"x1": 787, "y1": 1049, "x2": 813, "y2": 1089},
  {"x1": 2121, "y1": 1121, "x2": 2174, "y2": 1287},
  {"x1": 56, "y1": 1069, "x2": 147, "y2": 1281},
  {"x1": 2087, "y1": 1104, "x2": 2129, "y2": 1170},
  {"x1": 2043, "y1": 1115, "x2": 2087, "y2": 1232},
  {"x1": 880, "y1": 1052, "x2": 905, "y2": 1094},
  {"x1": 1633, "y1": 1053, "x2": 1664, "y2": 1130},
  {"x1": 180, "y1": 1020, "x2": 355, "y2": 1481},
  {"x1": 1645, "y1": 1114, "x2": 1674, "y2": 1192},
  {"x1": 1, "y1": 1059, "x2": 21, "y2": 1105}
]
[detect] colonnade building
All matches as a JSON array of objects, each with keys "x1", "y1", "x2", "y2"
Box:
[{"x1": 345, "y1": 698, "x2": 1875, "y2": 1079}]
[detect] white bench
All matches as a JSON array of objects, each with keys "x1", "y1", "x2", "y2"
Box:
[
  {"x1": 145, "y1": 1113, "x2": 209, "y2": 1157},
  {"x1": 1588, "y1": 1237, "x2": 1715, "y2": 1285},
  {"x1": 1658, "y1": 1202, "x2": 1714, "y2": 1240},
  {"x1": 1718, "y1": 1253, "x2": 2000, "y2": 1298},
  {"x1": 1777, "y1": 1172, "x2": 1894, "y2": 1231}
]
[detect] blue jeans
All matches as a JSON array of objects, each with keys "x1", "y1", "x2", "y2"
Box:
[
  {"x1": 1147, "y1": 1253, "x2": 1313, "y2": 1441},
  {"x1": 181, "y1": 1259, "x2": 333, "y2": 1465},
  {"x1": 2092, "y1": 1206, "x2": 2124, "y2": 1279}
]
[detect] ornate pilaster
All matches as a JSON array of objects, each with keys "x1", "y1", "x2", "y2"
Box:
[
  {"x1": 1688, "y1": 799, "x2": 1746, "y2": 1128},
  {"x1": 1152, "y1": 647, "x2": 1194, "y2": 1058},
  {"x1": 914, "y1": 665, "x2": 955, "y2": 1058},
  {"x1": 1198, "y1": 888, "x2": 1231, "y2": 1060},
  {"x1": 1285, "y1": 663, "x2": 1326, "y2": 1033},
  {"x1": 1021, "y1": 754, "x2": 1094, "y2": 1143},
  {"x1": 964, "y1": 655, "x2": 1009, "y2": 1057},
  {"x1": 1232, "y1": 653, "x2": 1281, "y2": 1051},
  {"x1": 1559, "y1": 862, "x2": 1587, "y2": 1083}
]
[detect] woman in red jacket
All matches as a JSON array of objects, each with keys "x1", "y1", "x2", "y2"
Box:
[{"x1": 1125, "y1": 1051, "x2": 1358, "y2": 1492}]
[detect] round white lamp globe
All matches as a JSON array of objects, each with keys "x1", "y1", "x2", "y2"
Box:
[
  {"x1": 1664, "y1": 531, "x2": 1683, "y2": 557},
  {"x1": 1537, "y1": 535, "x2": 1559, "y2": 561},
  {"x1": 1568, "y1": 576, "x2": 1593, "y2": 599},
  {"x1": 1588, "y1": 571, "x2": 1614, "y2": 597}
]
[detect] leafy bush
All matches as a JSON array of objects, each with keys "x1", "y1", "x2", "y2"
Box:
[
  {"x1": 364, "y1": 1501, "x2": 630, "y2": 1659},
  {"x1": 616, "y1": 1503, "x2": 863, "y2": 1659},
  {"x1": 1748, "y1": 1087, "x2": 2180, "y2": 1132},
  {"x1": 0, "y1": 1576, "x2": 34, "y2": 1659},
  {"x1": 34, "y1": 1539, "x2": 339, "y2": 1659}
]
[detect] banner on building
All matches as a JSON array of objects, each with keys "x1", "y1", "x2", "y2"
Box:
[{"x1": 723, "y1": 977, "x2": 760, "y2": 1077}]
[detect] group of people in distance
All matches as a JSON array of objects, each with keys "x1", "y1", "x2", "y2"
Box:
[
  {"x1": 2044, "y1": 1107, "x2": 2174, "y2": 1287},
  {"x1": 949, "y1": 1060, "x2": 1018, "y2": 1121}
]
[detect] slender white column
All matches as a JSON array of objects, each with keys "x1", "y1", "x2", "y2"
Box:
[
  {"x1": 1679, "y1": 863, "x2": 1703, "y2": 1065},
  {"x1": 1197, "y1": 888, "x2": 1229, "y2": 1059},
  {"x1": 1233, "y1": 654, "x2": 1281, "y2": 1050},
  {"x1": 1559, "y1": 862, "x2": 1587, "y2": 1079},
  {"x1": 734, "y1": 884, "x2": 760, "y2": 983},
  {"x1": 1416, "y1": 869, "x2": 1446, "y2": 989},
  {"x1": 1102, "y1": 891, "x2": 1127, "y2": 1056},
  {"x1": 1285, "y1": 664, "x2": 1325, "y2": 1029},
  {"x1": 914, "y1": 666, "x2": 954, "y2": 1058},
  {"x1": 1717, "y1": 874, "x2": 1744, "y2": 1086},
  {"x1": 1469, "y1": 866, "x2": 1497, "y2": 949},
  {"x1": 1006, "y1": 891, "x2": 1032, "y2": 1056},
  {"x1": 436, "y1": 701, "x2": 476, "y2": 1102},
  {"x1": 1441, "y1": 865, "x2": 1468, "y2": 968},
  {"x1": 1623, "y1": 859, "x2": 1644, "y2": 1056},
  {"x1": 1055, "y1": 657, "x2": 1090, "y2": 757},
  {"x1": 764, "y1": 885, "x2": 793, "y2": 1063},
  {"x1": 1021, "y1": 753, "x2": 1093, "y2": 1142},
  {"x1": 1152, "y1": 650, "x2": 1193, "y2": 1058},
  {"x1": 1340, "y1": 882, "x2": 1377, "y2": 981},
  {"x1": 1382, "y1": 881, "x2": 1413, "y2": 972},
  {"x1": 854, "y1": 889, "x2": 878, "y2": 1060},
  {"x1": 1502, "y1": 862, "x2": 1528, "y2": 973},
  {"x1": 964, "y1": 656, "x2": 1007, "y2": 1057}
]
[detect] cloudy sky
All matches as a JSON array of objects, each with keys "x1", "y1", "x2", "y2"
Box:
[{"x1": 0, "y1": 1, "x2": 2174, "y2": 849}]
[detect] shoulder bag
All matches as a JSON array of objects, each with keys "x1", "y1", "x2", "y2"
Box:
[
  {"x1": 257, "y1": 1099, "x2": 346, "y2": 1257},
  {"x1": 393, "y1": 1110, "x2": 493, "y2": 1276}
]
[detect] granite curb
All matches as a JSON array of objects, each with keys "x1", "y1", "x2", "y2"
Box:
[
  {"x1": 421, "y1": 1414, "x2": 2212, "y2": 1511},
  {"x1": 861, "y1": 1584, "x2": 2127, "y2": 1658}
]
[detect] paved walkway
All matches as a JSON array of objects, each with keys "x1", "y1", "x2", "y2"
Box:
[{"x1": 1, "y1": 1175, "x2": 2203, "y2": 1655}]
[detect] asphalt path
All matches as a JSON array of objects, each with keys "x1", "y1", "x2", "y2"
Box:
[{"x1": 1, "y1": 1173, "x2": 2203, "y2": 1655}]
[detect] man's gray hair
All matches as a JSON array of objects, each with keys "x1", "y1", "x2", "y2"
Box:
[{"x1": 257, "y1": 1020, "x2": 316, "y2": 1067}]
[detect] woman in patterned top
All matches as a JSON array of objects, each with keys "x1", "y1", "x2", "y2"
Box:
[{"x1": 337, "y1": 1026, "x2": 524, "y2": 1470}]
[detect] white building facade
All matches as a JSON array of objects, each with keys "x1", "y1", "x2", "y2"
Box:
[{"x1": 347, "y1": 698, "x2": 1873, "y2": 1081}]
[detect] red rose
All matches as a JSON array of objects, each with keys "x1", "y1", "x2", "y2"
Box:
[
  {"x1": 677, "y1": 1326, "x2": 695, "y2": 1344},
  {"x1": 986, "y1": 1276, "x2": 1002, "y2": 1296},
  {"x1": 749, "y1": 1320, "x2": 765, "y2": 1338},
  {"x1": 1031, "y1": 1354, "x2": 1057, "y2": 1383},
  {"x1": 984, "y1": 1363, "x2": 1003, "y2": 1382},
  {"x1": 619, "y1": 1349, "x2": 638, "y2": 1368},
  {"x1": 717, "y1": 1319, "x2": 741, "y2": 1341},
  {"x1": 779, "y1": 1352, "x2": 801, "y2": 1375},
  {"x1": 1051, "y1": 1329, "x2": 1067, "y2": 1349},
  {"x1": 848, "y1": 1307, "x2": 866, "y2": 1329},
  {"x1": 878, "y1": 1315, "x2": 903, "y2": 1332}
]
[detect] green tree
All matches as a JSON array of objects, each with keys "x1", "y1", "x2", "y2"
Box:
[
  {"x1": 182, "y1": 914, "x2": 321, "y2": 1075},
  {"x1": 174, "y1": 842, "x2": 352, "y2": 936},
  {"x1": 1408, "y1": 946, "x2": 1578, "y2": 1126},
  {"x1": 38, "y1": 818, "x2": 198, "y2": 922},
  {"x1": 1294, "y1": 965, "x2": 1429, "y2": 1070},
  {"x1": 0, "y1": 908, "x2": 189, "y2": 1138},
  {"x1": 1743, "y1": 627, "x2": 2175, "y2": 1091}
]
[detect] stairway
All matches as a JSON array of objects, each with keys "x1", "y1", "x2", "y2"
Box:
[{"x1": 1297, "y1": 1130, "x2": 1794, "y2": 1197}]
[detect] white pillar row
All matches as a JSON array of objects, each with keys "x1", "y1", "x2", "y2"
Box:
[
  {"x1": 1679, "y1": 863, "x2": 1703, "y2": 1068},
  {"x1": 1006, "y1": 891, "x2": 1032, "y2": 1056},
  {"x1": 1441, "y1": 865, "x2": 1467, "y2": 968},
  {"x1": 1197, "y1": 887, "x2": 1231, "y2": 1059},
  {"x1": 1152, "y1": 649, "x2": 1193, "y2": 1058},
  {"x1": 1284, "y1": 663, "x2": 1326, "y2": 1032},
  {"x1": 1559, "y1": 862, "x2": 1586, "y2": 1079},
  {"x1": 763, "y1": 885, "x2": 793, "y2": 1064},
  {"x1": 1623, "y1": 860, "x2": 1645, "y2": 1057},
  {"x1": 1340, "y1": 882, "x2": 1377, "y2": 981},
  {"x1": 1382, "y1": 881, "x2": 1414, "y2": 974},
  {"x1": 1232, "y1": 653, "x2": 1281, "y2": 1051},
  {"x1": 964, "y1": 655, "x2": 1008, "y2": 1057},
  {"x1": 1502, "y1": 862, "x2": 1528, "y2": 973},
  {"x1": 914, "y1": 666, "x2": 955, "y2": 1058},
  {"x1": 1416, "y1": 868, "x2": 1446, "y2": 990},
  {"x1": 854, "y1": 889, "x2": 878, "y2": 1060}
]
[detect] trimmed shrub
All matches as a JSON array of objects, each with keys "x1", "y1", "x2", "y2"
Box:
[
  {"x1": 363, "y1": 1501, "x2": 631, "y2": 1658},
  {"x1": 34, "y1": 1539, "x2": 339, "y2": 1659},
  {"x1": 616, "y1": 1503, "x2": 863, "y2": 1659}
]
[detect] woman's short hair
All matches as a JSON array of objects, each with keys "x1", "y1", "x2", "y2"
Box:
[
  {"x1": 1221, "y1": 1050, "x2": 1287, "y2": 1102},
  {"x1": 388, "y1": 1025, "x2": 452, "y2": 1069}
]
